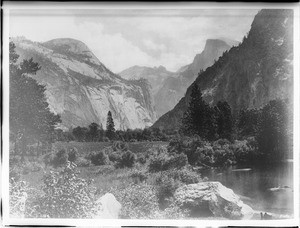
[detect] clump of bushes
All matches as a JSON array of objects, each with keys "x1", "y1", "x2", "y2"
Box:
[
  {"x1": 89, "y1": 150, "x2": 110, "y2": 166},
  {"x1": 75, "y1": 157, "x2": 91, "y2": 167},
  {"x1": 112, "y1": 141, "x2": 129, "y2": 151},
  {"x1": 148, "y1": 152, "x2": 188, "y2": 172},
  {"x1": 30, "y1": 162, "x2": 97, "y2": 218},
  {"x1": 168, "y1": 136, "x2": 259, "y2": 168},
  {"x1": 154, "y1": 168, "x2": 201, "y2": 209},
  {"x1": 115, "y1": 151, "x2": 136, "y2": 168},
  {"x1": 130, "y1": 169, "x2": 147, "y2": 184},
  {"x1": 111, "y1": 182, "x2": 160, "y2": 219}
]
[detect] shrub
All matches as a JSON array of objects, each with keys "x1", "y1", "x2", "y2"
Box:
[
  {"x1": 112, "y1": 141, "x2": 129, "y2": 151},
  {"x1": 9, "y1": 179, "x2": 29, "y2": 218},
  {"x1": 111, "y1": 183, "x2": 159, "y2": 219},
  {"x1": 89, "y1": 150, "x2": 110, "y2": 166},
  {"x1": 115, "y1": 151, "x2": 136, "y2": 168},
  {"x1": 148, "y1": 153, "x2": 188, "y2": 172},
  {"x1": 75, "y1": 157, "x2": 92, "y2": 167},
  {"x1": 51, "y1": 149, "x2": 69, "y2": 168},
  {"x1": 130, "y1": 169, "x2": 147, "y2": 183},
  {"x1": 31, "y1": 162, "x2": 96, "y2": 218},
  {"x1": 96, "y1": 165, "x2": 115, "y2": 175},
  {"x1": 108, "y1": 150, "x2": 122, "y2": 163},
  {"x1": 166, "y1": 168, "x2": 202, "y2": 185},
  {"x1": 136, "y1": 153, "x2": 147, "y2": 164},
  {"x1": 68, "y1": 147, "x2": 78, "y2": 163},
  {"x1": 155, "y1": 173, "x2": 181, "y2": 209},
  {"x1": 21, "y1": 160, "x2": 44, "y2": 174}
]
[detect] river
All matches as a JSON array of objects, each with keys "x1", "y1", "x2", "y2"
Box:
[{"x1": 201, "y1": 160, "x2": 294, "y2": 218}]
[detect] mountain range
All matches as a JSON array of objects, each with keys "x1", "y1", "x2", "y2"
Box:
[
  {"x1": 120, "y1": 39, "x2": 232, "y2": 117},
  {"x1": 153, "y1": 9, "x2": 293, "y2": 130},
  {"x1": 12, "y1": 37, "x2": 156, "y2": 130}
]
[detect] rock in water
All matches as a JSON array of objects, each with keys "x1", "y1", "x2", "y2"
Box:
[
  {"x1": 174, "y1": 182, "x2": 254, "y2": 219},
  {"x1": 95, "y1": 193, "x2": 121, "y2": 219}
]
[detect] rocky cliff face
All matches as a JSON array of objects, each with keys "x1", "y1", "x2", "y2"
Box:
[
  {"x1": 153, "y1": 9, "x2": 293, "y2": 130},
  {"x1": 12, "y1": 37, "x2": 156, "y2": 130},
  {"x1": 154, "y1": 39, "x2": 231, "y2": 117}
]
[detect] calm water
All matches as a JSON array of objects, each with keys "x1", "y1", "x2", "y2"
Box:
[{"x1": 202, "y1": 161, "x2": 294, "y2": 217}]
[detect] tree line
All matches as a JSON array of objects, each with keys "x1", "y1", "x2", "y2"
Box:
[{"x1": 180, "y1": 82, "x2": 292, "y2": 162}]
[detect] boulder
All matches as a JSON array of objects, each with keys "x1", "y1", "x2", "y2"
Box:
[
  {"x1": 174, "y1": 182, "x2": 254, "y2": 219},
  {"x1": 94, "y1": 193, "x2": 121, "y2": 219}
]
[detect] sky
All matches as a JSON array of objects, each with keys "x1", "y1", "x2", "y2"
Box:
[{"x1": 9, "y1": 8, "x2": 259, "y2": 73}]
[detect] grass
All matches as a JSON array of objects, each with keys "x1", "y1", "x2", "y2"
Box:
[{"x1": 53, "y1": 141, "x2": 168, "y2": 155}]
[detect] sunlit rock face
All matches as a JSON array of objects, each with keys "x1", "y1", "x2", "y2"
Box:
[
  {"x1": 12, "y1": 37, "x2": 156, "y2": 130},
  {"x1": 153, "y1": 9, "x2": 293, "y2": 130},
  {"x1": 174, "y1": 182, "x2": 254, "y2": 219}
]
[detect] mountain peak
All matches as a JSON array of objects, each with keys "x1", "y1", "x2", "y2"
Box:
[
  {"x1": 42, "y1": 38, "x2": 92, "y2": 55},
  {"x1": 204, "y1": 39, "x2": 229, "y2": 52}
]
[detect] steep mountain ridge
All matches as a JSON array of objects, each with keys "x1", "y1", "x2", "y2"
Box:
[
  {"x1": 12, "y1": 37, "x2": 156, "y2": 130},
  {"x1": 154, "y1": 39, "x2": 231, "y2": 117},
  {"x1": 153, "y1": 9, "x2": 293, "y2": 130}
]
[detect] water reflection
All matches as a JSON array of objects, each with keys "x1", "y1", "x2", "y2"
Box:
[{"x1": 202, "y1": 161, "x2": 293, "y2": 216}]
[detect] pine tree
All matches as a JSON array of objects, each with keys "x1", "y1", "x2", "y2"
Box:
[
  {"x1": 215, "y1": 101, "x2": 233, "y2": 140},
  {"x1": 106, "y1": 111, "x2": 115, "y2": 140},
  {"x1": 9, "y1": 41, "x2": 61, "y2": 156},
  {"x1": 256, "y1": 99, "x2": 289, "y2": 162},
  {"x1": 181, "y1": 83, "x2": 214, "y2": 139}
]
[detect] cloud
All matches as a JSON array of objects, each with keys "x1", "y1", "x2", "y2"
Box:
[{"x1": 9, "y1": 9, "x2": 259, "y2": 72}]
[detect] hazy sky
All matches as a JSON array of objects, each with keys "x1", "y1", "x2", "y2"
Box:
[{"x1": 9, "y1": 9, "x2": 259, "y2": 73}]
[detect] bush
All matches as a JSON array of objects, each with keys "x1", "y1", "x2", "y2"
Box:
[
  {"x1": 75, "y1": 157, "x2": 91, "y2": 167},
  {"x1": 148, "y1": 153, "x2": 188, "y2": 172},
  {"x1": 112, "y1": 141, "x2": 129, "y2": 151},
  {"x1": 31, "y1": 162, "x2": 96, "y2": 218},
  {"x1": 108, "y1": 150, "x2": 122, "y2": 163},
  {"x1": 9, "y1": 179, "x2": 29, "y2": 218},
  {"x1": 89, "y1": 150, "x2": 110, "y2": 166},
  {"x1": 51, "y1": 149, "x2": 69, "y2": 168},
  {"x1": 130, "y1": 169, "x2": 147, "y2": 183},
  {"x1": 115, "y1": 151, "x2": 136, "y2": 168},
  {"x1": 21, "y1": 160, "x2": 44, "y2": 174},
  {"x1": 68, "y1": 147, "x2": 78, "y2": 163},
  {"x1": 166, "y1": 168, "x2": 202, "y2": 185},
  {"x1": 111, "y1": 183, "x2": 159, "y2": 219},
  {"x1": 168, "y1": 136, "x2": 208, "y2": 165},
  {"x1": 155, "y1": 173, "x2": 181, "y2": 209}
]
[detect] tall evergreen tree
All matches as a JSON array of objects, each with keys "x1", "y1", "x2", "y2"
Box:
[
  {"x1": 215, "y1": 101, "x2": 233, "y2": 140},
  {"x1": 181, "y1": 83, "x2": 215, "y2": 140},
  {"x1": 106, "y1": 111, "x2": 115, "y2": 140},
  {"x1": 256, "y1": 99, "x2": 289, "y2": 161},
  {"x1": 9, "y1": 41, "x2": 61, "y2": 155}
]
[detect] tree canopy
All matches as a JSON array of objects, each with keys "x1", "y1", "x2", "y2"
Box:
[{"x1": 9, "y1": 41, "x2": 61, "y2": 154}]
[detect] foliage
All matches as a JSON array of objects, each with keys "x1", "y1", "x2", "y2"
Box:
[
  {"x1": 9, "y1": 41, "x2": 61, "y2": 155},
  {"x1": 130, "y1": 169, "x2": 148, "y2": 184},
  {"x1": 112, "y1": 141, "x2": 129, "y2": 151},
  {"x1": 181, "y1": 83, "x2": 217, "y2": 140},
  {"x1": 106, "y1": 111, "x2": 116, "y2": 140},
  {"x1": 89, "y1": 150, "x2": 110, "y2": 166},
  {"x1": 115, "y1": 150, "x2": 136, "y2": 168},
  {"x1": 51, "y1": 149, "x2": 69, "y2": 168},
  {"x1": 148, "y1": 152, "x2": 188, "y2": 173},
  {"x1": 31, "y1": 162, "x2": 96, "y2": 218},
  {"x1": 68, "y1": 147, "x2": 78, "y2": 163},
  {"x1": 111, "y1": 183, "x2": 160, "y2": 219},
  {"x1": 9, "y1": 179, "x2": 29, "y2": 218},
  {"x1": 215, "y1": 101, "x2": 234, "y2": 140},
  {"x1": 237, "y1": 108, "x2": 261, "y2": 137},
  {"x1": 75, "y1": 157, "x2": 92, "y2": 167},
  {"x1": 256, "y1": 99, "x2": 290, "y2": 161}
]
